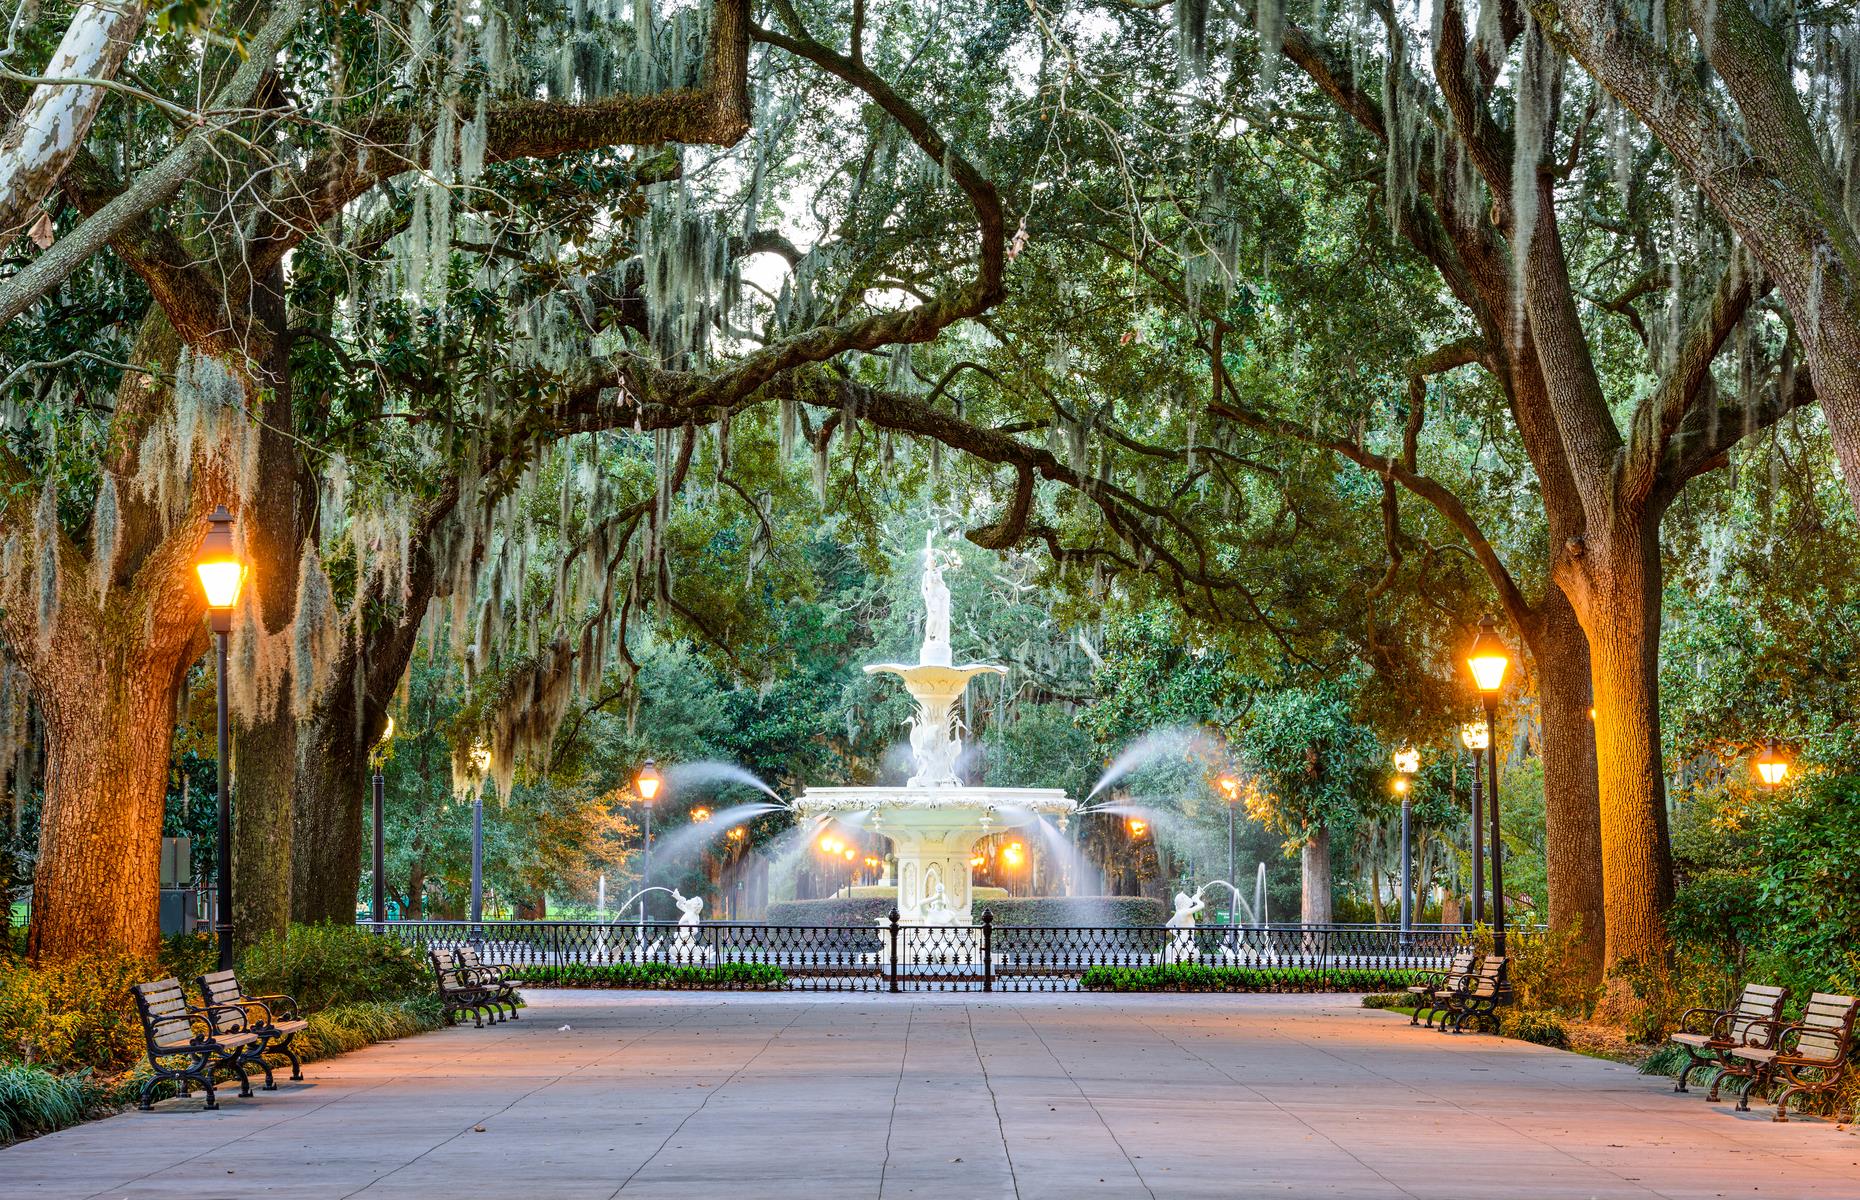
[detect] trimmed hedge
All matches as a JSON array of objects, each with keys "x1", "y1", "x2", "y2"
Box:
[
  {"x1": 767, "y1": 896, "x2": 1169, "y2": 928},
  {"x1": 513, "y1": 962, "x2": 786, "y2": 989},
  {"x1": 1079, "y1": 963, "x2": 1429, "y2": 993},
  {"x1": 766, "y1": 898, "x2": 896, "y2": 927},
  {"x1": 979, "y1": 897, "x2": 1167, "y2": 927}
]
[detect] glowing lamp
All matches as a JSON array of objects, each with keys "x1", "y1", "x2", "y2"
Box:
[
  {"x1": 843, "y1": 848, "x2": 855, "y2": 861},
  {"x1": 1391, "y1": 776, "x2": 1410, "y2": 795},
  {"x1": 194, "y1": 505, "x2": 245, "y2": 612},
  {"x1": 690, "y1": 806, "x2": 712, "y2": 823},
  {"x1": 1003, "y1": 843, "x2": 1025, "y2": 868},
  {"x1": 1466, "y1": 617, "x2": 1512, "y2": 694},
  {"x1": 727, "y1": 826, "x2": 746, "y2": 841},
  {"x1": 1459, "y1": 721, "x2": 1489, "y2": 751},
  {"x1": 469, "y1": 742, "x2": 492, "y2": 773},
  {"x1": 970, "y1": 854, "x2": 986, "y2": 868},
  {"x1": 636, "y1": 759, "x2": 662, "y2": 803},
  {"x1": 1392, "y1": 746, "x2": 1420, "y2": 775},
  {"x1": 1217, "y1": 774, "x2": 1239, "y2": 801},
  {"x1": 1127, "y1": 818, "x2": 1148, "y2": 837},
  {"x1": 1753, "y1": 743, "x2": 1791, "y2": 789}
]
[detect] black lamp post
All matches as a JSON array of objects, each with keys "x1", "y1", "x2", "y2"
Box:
[
  {"x1": 194, "y1": 504, "x2": 243, "y2": 971},
  {"x1": 1466, "y1": 617, "x2": 1513, "y2": 954},
  {"x1": 469, "y1": 742, "x2": 491, "y2": 934},
  {"x1": 370, "y1": 715, "x2": 393, "y2": 926},
  {"x1": 1217, "y1": 774, "x2": 1239, "y2": 925},
  {"x1": 1392, "y1": 747, "x2": 1419, "y2": 937},
  {"x1": 1459, "y1": 720, "x2": 1489, "y2": 926},
  {"x1": 636, "y1": 759, "x2": 661, "y2": 930}
]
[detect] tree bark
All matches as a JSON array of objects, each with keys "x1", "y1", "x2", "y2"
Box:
[
  {"x1": 1558, "y1": 517, "x2": 1674, "y2": 970},
  {"x1": 1532, "y1": 589, "x2": 1606, "y2": 977},
  {"x1": 27, "y1": 648, "x2": 192, "y2": 961},
  {"x1": 1300, "y1": 826, "x2": 1333, "y2": 924}
]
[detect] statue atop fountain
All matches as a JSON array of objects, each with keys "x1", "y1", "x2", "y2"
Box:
[
  {"x1": 864, "y1": 531, "x2": 1005, "y2": 788},
  {"x1": 798, "y1": 528, "x2": 1074, "y2": 928}
]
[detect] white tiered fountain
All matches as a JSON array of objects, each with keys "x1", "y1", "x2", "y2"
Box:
[{"x1": 796, "y1": 532, "x2": 1075, "y2": 925}]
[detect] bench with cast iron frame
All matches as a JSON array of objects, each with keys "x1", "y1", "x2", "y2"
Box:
[
  {"x1": 1666, "y1": 982, "x2": 1789, "y2": 1099},
  {"x1": 1437, "y1": 954, "x2": 1509, "y2": 1034},
  {"x1": 456, "y1": 946, "x2": 522, "y2": 1021},
  {"x1": 196, "y1": 968, "x2": 310, "y2": 1090},
  {"x1": 430, "y1": 947, "x2": 497, "y2": 1027},
  {"x1": 1723, "y1": 992, "x2": 1860, "y2": 1123},
  {"x1": 1407, "y1": 949, "x2": 1477, "y2": 1028},
  {"x1": 131, "y1": 977, "x2": 258, "y2": 1111}
]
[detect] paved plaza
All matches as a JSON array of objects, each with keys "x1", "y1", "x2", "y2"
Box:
[{"x1": 7, "y1": 990, "x2": 1858, "y2": 1199}]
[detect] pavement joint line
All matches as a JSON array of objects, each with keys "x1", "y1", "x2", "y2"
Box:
[
  {"x1": 874, "y1": 1004, "x2": 915, "y2": 1200},
  {"x1": 963, "y1": 1001, "x2": 1022, "y2": 1200},
  {"x1": 1135, "y1": 1011, "x2": 1425, "y2": 1200},
  {"x1": 606, "y1": 1003, "x2": 811, "y2": 1198},
  {"x1": 1012, "y1": 1006, "x2": 1156, "y2": 1199},
  {"x1": 342, "y1": 1002, "x2": 723, "y2": 1199}
]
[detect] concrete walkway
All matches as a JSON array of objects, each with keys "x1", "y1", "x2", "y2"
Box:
[{"x1": 7, "y1": 991, "x2": 1857, "y2": 1199}]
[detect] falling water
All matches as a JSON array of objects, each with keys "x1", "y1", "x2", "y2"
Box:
[
  {"x1": 1086, "y1": 727, "x2": 1215, "y2": 799},
  {"x1": 646, "y1": 801, "x2": 785, "y2": 864},
  {"x1": 665, "y1": 760, "x2": 785, "y2": 802}
]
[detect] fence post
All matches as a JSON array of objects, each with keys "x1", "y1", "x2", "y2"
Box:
[
  {"x1": 711, "y1": 923, "x2": 722, "y2": 989},
  {"x1": 1321, "y1": 927, "x2": 1332, "y2": 985},
  {"x1": 887, "y1": 910, "x2": 901, "y2": 994},
  {"x1": 981, "y1": 911, "x2": 994, "y2": 993}
]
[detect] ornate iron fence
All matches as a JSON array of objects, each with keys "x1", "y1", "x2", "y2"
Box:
[{"x1": 369, "y1": 916, "x2": 1491, "y2": 994}]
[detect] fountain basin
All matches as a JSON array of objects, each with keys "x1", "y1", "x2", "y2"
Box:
[{"x1": 796, "y1": 785, "x2": 1074, "y2": 923}]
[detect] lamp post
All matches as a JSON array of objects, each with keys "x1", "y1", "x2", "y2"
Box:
[
  {"x1": 1753, "y1": 742, "x2": 1792, "y2": 789},
  {"x1": 468, "y1": 742, "x2": 491, "y2": 935},
  {"x1": 1458, "y1": 720, "x2": 1488, "y2": 926},
  {"x1": 1391, "y1": 747, "x2": 1419, "y2": 937},
  {"x1": 635, "y1": 759, "x2": 661, "y2": 930},
  {"x1": 1217, "y1": 774, "x2": 1239, "y2": 923},
  {"x1": 194, "y1": 505, "x2": 244, "y2": 971},
  {"x1": 371, "y1": 714, "x2": 394, "y2": 926},
  {"x1": 1466, "y1": 617, "x2": 1512, "y2": 954}
]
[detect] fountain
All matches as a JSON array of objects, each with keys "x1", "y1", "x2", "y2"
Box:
[{"x1": 795, "y1": 531, "x2": 1076, "y2": 925}]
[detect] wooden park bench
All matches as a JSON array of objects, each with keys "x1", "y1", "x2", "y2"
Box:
[
  {"x1": 131, "y1": 977, "x2": 257, "y2": 1111},
  {"x1": 1407, "y1": 949, "x2": 1477, "y2": 1028},
  {"x1": 430, "y1": 948, "x2": 497, "y2": 1027},
  {"x1": 1666, "y1": 982, "x2": 1788, "y2": 1098},
  {"x1": 197, "y1": 969, "x2": 310, "y2": 1090},
  {"x1": 1724, "y1": 992, "x2": 1860, "y2": 1122},
  {"x1": 1438, "y1": 954, "x2": 1509, "y2": 1034},
  {"x1": 456, "y1": 946, "x2": 522, "y2": 1021}
]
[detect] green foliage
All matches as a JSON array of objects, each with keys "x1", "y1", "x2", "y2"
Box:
[
  {"x1": 0, "y1": 952, "x2": 155, "y2": 1073},
  {"x1": 1499, "y1": 1009, "x2": 1571, "y2": 1049},
  {"x1": 513, "y1": 963, "x2": 785, "y2": 989},
  {"x1": 1078, "y1": 963, "x2": 1426, "y2": 992},
  {"x1": 765, "y1": 898, "x2": 897, "y2": 927},
  {"x1": 0, "y1": 1061, "x2": 99, "y2": 1144},
  {"x1": 1241, "y1": 680, "x2": 1382, "y2": 847},
  {"x1": 1360, "y1": 993, "x2": 1411, "y2": 1010},
  {"x1": 237, "y1": 924, "x2": 427, "y2": 1013},
  {"x1": 978, "y1": 897, "x2": 1167, "y2": 927}
]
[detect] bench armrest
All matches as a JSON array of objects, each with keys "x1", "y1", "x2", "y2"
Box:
[
  {"x1": 1733, "y1": 1015, "x2": 1791, "y2": 1048},
  {"x1": 245, "y1": 993, "x2": 302, "y2": 1024},
  {"x1": 1675, "y1": 1006, "x2": 1729, "y2": 1039},
  {"x1": 1775, "y1": 1023, "x2": 1850, "y2": 1066}
]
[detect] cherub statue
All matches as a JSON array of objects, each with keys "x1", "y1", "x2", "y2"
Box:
[
  {"x1": 670, "y1": 890, "x2": 706, "y2": 958},
  {"x1": 920, "y1": 881, "x2": 958, "y2": 926},
  {"x1": 1163, "y1": 890, "x2": 1207, "y2": 963}
]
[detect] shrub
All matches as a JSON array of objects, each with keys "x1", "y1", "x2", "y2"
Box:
[
  {"x1": 765, "y1": 898, "x2": 896, "y2": 927},
  {"x1": 1361, "y1": 993, "x2": 1411, "y2": 1010},
  {"x1": 0, "y1": 951, "x2": 157, "y2": 1074},
  {"x1": 0, "y1": 1062, "x2": 100, "y2": 1143},
  {"x1": 1078, "y1": 963, "x2": 1426, "y2": 992},
  {"x1": 978, "y1": 897, "x2": 1167, "y2": 927},
  {"x1": 1501, "y1": 1009, "x2": 1571, "y2": 1049},
  {"x1": 514, "y1": 962, "x2": 786, "y2": 989},
  {"x1": 238, "y1": 923, "x2": 426, "y2": 1012}
]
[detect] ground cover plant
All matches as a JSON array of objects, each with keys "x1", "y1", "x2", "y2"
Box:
[
  {"x1": 1079, "y1": 964, "x2": 1427, "y2": 993},
  {"x1": 513, "y1": 962, "x2": 787, "y2": 990}
]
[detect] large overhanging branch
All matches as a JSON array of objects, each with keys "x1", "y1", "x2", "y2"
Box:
[
  {"x1": 248, "y1": 0, "x2": 753, "y2": 274},
  {"x1": 0, "y1": 0, "x2": 146, "y2": 242},
  {"x1": 0, "y1": 0, "x2": 309, "y2": 327}
]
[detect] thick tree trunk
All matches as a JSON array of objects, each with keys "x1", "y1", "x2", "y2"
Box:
[
  {"x1": 1300, "y1": 826, "x2": 1333, "y2": 924},
  {"x1": 229, "y1": 281, "x2": 300, "y2": 948},
  {"x1": 290, "y1": 719, "x2": 367, "y2": 924},
  {"x1": 28, "y1": 654, "x2": 190, "y2": 961},
  {"x1": 1533, "y1": 589, "x2": 1606, "y2": 981},
  {"x1": 1561, "y1": 520, "x2": 1674, "y2": 973}
]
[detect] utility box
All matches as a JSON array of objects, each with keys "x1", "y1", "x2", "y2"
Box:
[
  {"x1": 158, "y1": 888, "x2": 197, "y2": 935},
  {"x1": 160, "y1": 837, "x2": 192, "y2": 887}
]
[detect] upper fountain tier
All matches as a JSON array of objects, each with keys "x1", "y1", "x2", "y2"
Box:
[{"x1": 796, "y1": 530, "x2": 1072, "y2": 808}]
